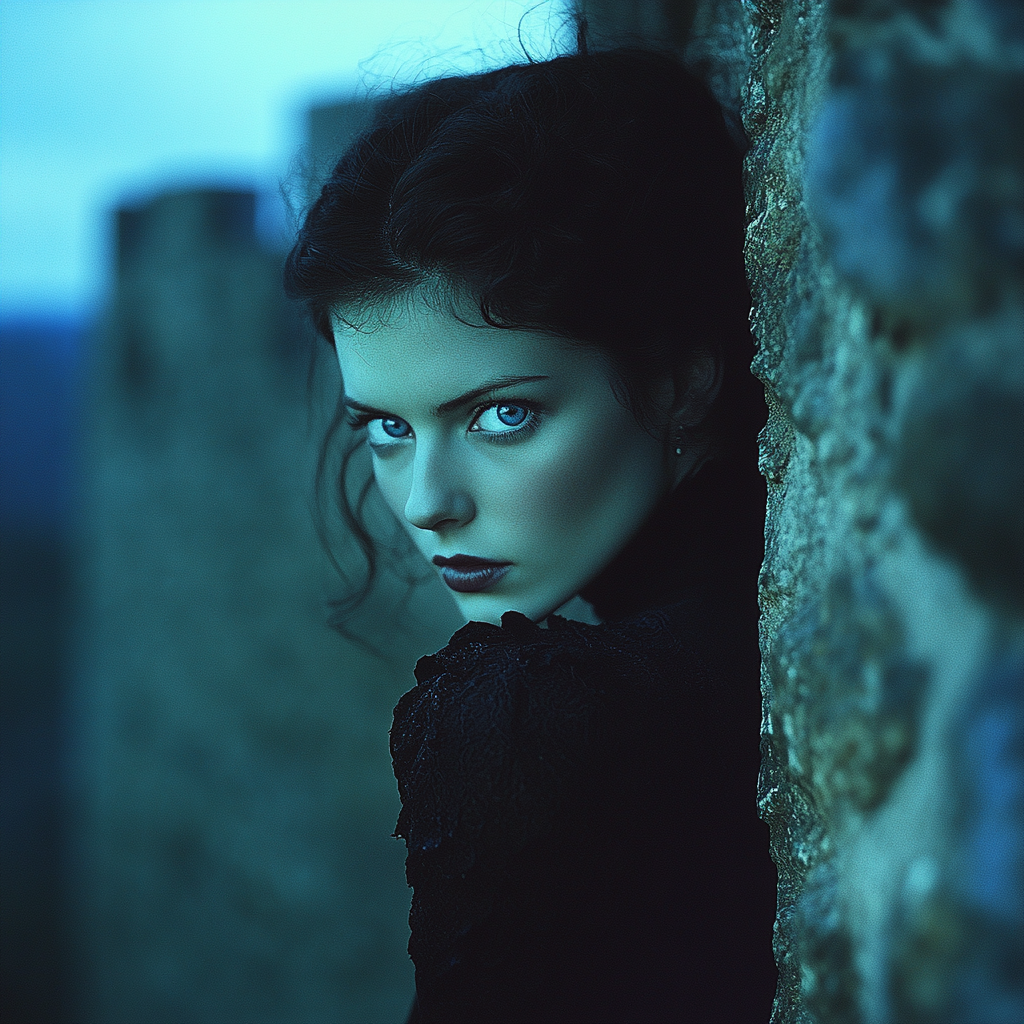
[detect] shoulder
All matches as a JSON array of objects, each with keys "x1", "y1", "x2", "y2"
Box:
[
  {"x1": 407, "y1": 599, "x2": 713, "y2": 702},
  {"x1": 391, "y1": 605, "x2": 705, "y2": 780},
  {"x1": 390, "y1": 598, "x2": 750, "y2": 987},
  {"x1": 391, "y1": 599, "x2": 725, "y2": 841}
]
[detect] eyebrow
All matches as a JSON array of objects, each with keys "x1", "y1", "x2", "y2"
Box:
[{"x1": 343, "y1": 375, "x2": 551, "y2": 419}]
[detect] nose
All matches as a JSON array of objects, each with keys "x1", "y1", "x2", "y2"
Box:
[{"x1": 403, "y1": 444, "x2": 475, "y2": 532}]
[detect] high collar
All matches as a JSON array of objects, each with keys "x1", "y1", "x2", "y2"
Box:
[{"x1": 579, "y1": 451, "x2": 765, "y2": 622}]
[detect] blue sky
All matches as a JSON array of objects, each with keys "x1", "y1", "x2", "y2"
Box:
[{"x1": 0, "y1": 0, "x2": 572, "y2": 321}]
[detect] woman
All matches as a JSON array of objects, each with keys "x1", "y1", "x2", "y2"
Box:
[{"x1": 285, "y1": 37, "x2": 777, "y2": 1024}]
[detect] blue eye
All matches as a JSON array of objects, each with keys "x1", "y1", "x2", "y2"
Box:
[
  {"x1": 363, "y1": 415, "x2": 411, "y2": 446},
  {"x1": 470, "y1": 403, "x2": 539, "y2": 440},
  {"x1": 380, "y1": 417, "x2": 411, "y2": 438},
  {"x1": 498, "y1": 405, "x2": 528, "y2": 426}
]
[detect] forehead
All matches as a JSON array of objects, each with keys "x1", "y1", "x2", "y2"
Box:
[{"x1": 332, "y1": 298, "x2": 595, "y2": 405}]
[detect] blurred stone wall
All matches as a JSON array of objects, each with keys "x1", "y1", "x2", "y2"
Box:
[
  {"x1": 586, "y1": 1, "x2": 1023, "y2": 1021},
  {"x1": 75, "y1": 181, "x2": 459, "y2": 1024}
]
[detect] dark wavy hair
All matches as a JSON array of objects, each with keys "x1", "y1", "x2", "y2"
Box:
[{"x1": 284, "y1": 37, "x2": 761, "y2": 629}]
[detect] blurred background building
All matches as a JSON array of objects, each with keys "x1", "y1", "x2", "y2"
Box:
[
  {"x1": 73, "y1": 177, "x2": 468, "y2": 1023},
  {"x1": 1, "y1": 3, "x2": 568, "y2": 1022}
]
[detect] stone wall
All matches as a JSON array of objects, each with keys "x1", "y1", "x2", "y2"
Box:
[
  {"x1": 585, "y1": 1, "x2": 1023, "y2": 1021},
  {"x1": 744, "y1": 1, "x2": 1023, "y2": 1021}
]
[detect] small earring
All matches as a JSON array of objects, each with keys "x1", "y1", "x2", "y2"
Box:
[{"x1": 674, "y1": 428, "x2": 685, "y2": 456}]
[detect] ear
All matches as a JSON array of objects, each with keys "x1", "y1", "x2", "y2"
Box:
[
  {"x1": 667, "y1": 348, "x2": 723, "y2": 488},
  {"x1": 672, "y1": 347, "x2": 722, "y2": 427}
]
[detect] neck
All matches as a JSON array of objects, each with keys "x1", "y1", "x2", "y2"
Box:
[{"x1": 579, "y1": 451, "x2": 765, "y2": 621}]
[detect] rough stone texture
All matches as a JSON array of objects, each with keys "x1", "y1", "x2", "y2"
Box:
[
  {"x1": 740, "y1": 1, "x2": 1024, "y2": 1021},
  {"x1": 75, "y1": 187, "x2": 459, "y2": 1023},
  {"x1": 588, "y1": 1, "x2": 1023, "y2": 1020}
]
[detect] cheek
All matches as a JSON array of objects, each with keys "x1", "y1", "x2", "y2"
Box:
[
  {"x1": 371, "y1": 460, "x2": 411, "y2": 522},
  {"x1": 497, "y1": 419, "x2": 660, "y2": 543}
]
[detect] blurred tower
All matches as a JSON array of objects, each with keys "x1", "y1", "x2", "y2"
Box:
[
  {"x1": 74, "y1": 178, "x2": 455, "y2": 1024},
  {"x1": 306, "y1": 98, "x2": 377, "y2": 200},
  {"x1": 575, "y1": 0, "x2": 695, "y2": 48}
]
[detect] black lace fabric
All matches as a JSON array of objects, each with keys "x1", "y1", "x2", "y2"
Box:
[{"x1": 391, "y1": 460, "x2": 778, "y2": 1023}]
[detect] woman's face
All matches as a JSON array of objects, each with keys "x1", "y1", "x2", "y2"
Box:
[{"x1": 333, "y1": 295, "x2": 679, "y2": 624}]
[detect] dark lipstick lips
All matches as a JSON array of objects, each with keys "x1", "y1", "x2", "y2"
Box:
[{"x1": 432, "y1": 555, "x2": 512, "y2": 594}]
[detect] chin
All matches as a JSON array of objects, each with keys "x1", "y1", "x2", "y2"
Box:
[
  {"x1": 453, "y1": 593, "x2": 527, "y2": 625},
  {"x1": 452, "y1": 589, "x2": 571, "y2": 626}
]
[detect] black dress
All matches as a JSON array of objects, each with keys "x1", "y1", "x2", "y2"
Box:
[{"x1": 391, "y1": 460, "x2": 778, "y2": 1023}]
